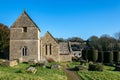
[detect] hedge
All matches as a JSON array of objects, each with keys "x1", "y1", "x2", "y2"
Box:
[
  {"x1": 103, "y1": 51, "x2": 113, "y2": 63},
  {"x1": 87, "y1": 49, "x2": 98, "y2": 62},
  {"x1": 97, "y1": 51, "x2": 104, "y2": 63},
  {"x1": 113, "y1": 51, "x2": 120, "y2": 64},
  {"x1": 82, "y1": 50, "x2": 87, "y2": 60}
]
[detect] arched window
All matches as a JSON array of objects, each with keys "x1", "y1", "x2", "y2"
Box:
[{"x1": 22, "y1": 46, "x2": 27, "y2": 56}]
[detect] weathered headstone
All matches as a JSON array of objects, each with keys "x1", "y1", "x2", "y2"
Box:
[{"x1": 27, "y1": 67, "x2": 37, "y2": 74}]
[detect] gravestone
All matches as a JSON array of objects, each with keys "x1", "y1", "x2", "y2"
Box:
[
  {"x1": 51, "y1": 64, "x2": 61, "y2": 70},
  {"x1": 27, "y1": 67, "x2": 37, "y2": 74}
]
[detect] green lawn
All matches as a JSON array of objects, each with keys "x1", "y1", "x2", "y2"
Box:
[
  {"x1": 67, "y1": 62, "x2": 120, "y2": 80},
  {"x1": 0, "y1": 63, "x2": 67, "y2": 80},
  {"x1": 1, "y1": 62, "x2": 120, "y2": 80},
  {"x1": 67, "y1": 61, "x2": 80, "y2": 68},
  {"x1": 78, "y1": 71, "x2": 120, "y2": 80}
]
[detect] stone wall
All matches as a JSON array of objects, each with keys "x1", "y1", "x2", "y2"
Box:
[
  {"x1": 9, "y1": 11, "x2": 73, "y2": 63},
  {"x1": 1, "y1": 60, "x2": 18, "y2": 67},
  {"x1": 10, "y1": 40, "x2": 39, "y2": 62},
  {"x1": 41, "y1": 32, "x2": 59, "y2": 62},
  {"x1": 60, "y1": 54, "x2": 72, "y2": 62},
  {"x1": 9, "y1": 60, "x2": 18, "y2": 67},
  {"x1": 59, "y1": 42, "x2": 72, "y2": 62},
  {"x1": 10, "y1": 11, "x2": 40, "y2": 62},
  {"x1": 10, "y1": 28, "x2": 39, "y2": 40}
]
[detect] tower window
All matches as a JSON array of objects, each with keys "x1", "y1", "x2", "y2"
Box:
[
  {"x1": 23, "y1": 27, "x2": 27, "y2": 32},
  {"x1": 22, "y1": 47, "x2": 27, "y2": 56}
]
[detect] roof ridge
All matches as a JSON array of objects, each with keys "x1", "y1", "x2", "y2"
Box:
[
  {"x1": 22, "y1": 11, "x2": 41, "y2": 31},
  {"x1": 11, "y1": 11, "x2": 41, "y2": 32},
  {"x1": 46, "y1": 31, "x2": 58, "y2": 43}
]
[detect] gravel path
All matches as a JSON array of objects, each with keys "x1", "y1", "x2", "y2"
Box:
[{"x1": 62, "y1": 64, "x2": 81, "y2": 80}]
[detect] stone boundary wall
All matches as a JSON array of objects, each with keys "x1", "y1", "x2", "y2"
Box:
[{"x1": 0, "y1": 60, "x2": 18, "y2": 67}]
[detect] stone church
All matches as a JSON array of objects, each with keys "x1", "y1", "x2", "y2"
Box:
[{"x1": 10, "y1": 11, "x2": 72, "y2": 62}]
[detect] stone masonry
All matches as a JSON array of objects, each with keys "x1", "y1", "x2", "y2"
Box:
[
  {"x1": 10, "y1": 11, "x2": 40, "y2": 62},
  {"x1": 10, "y1": 11, "x2": 72, "y2": 62},
  {"x1": 41, "y1": 31, "x2": 60, "y2": 62}
]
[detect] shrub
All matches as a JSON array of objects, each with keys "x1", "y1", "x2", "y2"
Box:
[
  {"x1": 103, "y1": 51, "x2": 113, "y2": 63},
  {"x1": 97, "y1": 51, "x2": 104, "y2": 63},
  {"x1": 87, "y1": 49, "x2": 98, "y2": 62},
  {"x1": 47, "y1": 58, "x2": 55, "y2": 63},
  {"x1": 82, "y1": 50, "x2": 87, "y2": 60},
  {"x1": 113, "y1": 51, "x2": 120, "y2": 64},
  {"x1": 89, "y1": 63, "x2": 103, "y2": 71}
]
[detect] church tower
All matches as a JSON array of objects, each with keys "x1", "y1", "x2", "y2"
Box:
[{"x1": 10, "y1": 11, "x2": 41, "y2": 62}]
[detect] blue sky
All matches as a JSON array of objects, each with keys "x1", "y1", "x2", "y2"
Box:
[{"x1": 0, "y1": 0, "x2": 120, "y2": 40}]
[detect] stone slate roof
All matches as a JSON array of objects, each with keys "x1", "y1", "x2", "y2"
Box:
[
  {"x1": 59, "y1": 42, "x2": 70, "y2": 55},
  {"x1": 11, "y1": 10, "x2": 41, "y2": 31}
]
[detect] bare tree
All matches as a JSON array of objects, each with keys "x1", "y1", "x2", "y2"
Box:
[{"x1": 114, "y1": 32, "x2": 120, "y2": 41}]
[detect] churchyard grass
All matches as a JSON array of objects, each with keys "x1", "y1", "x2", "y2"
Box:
[
  {"x1": 0, "y1": 63, "x2": 67, "y2": 80},
  {"x1": 67, "y1": 62, "x2": 120, "y2": 80},
  {"x1": 78, "y1": 70, "x2": 120, "y2": 80}
]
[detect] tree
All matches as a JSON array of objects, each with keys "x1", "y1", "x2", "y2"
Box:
[
  {"x1": 87, "y1": 34, "x2": 117, "y2": 51},
  {"x1": 99, "y1": 34, "x2": 116, "y2": 51},
  {"x1": 87, "y1": 35, "x2": 101, "y2": 50},
  {"x1": 114, "y1": 32, "x2": 120, "y2": 41},
  {"x1": 0, "y1": 23, "x2": 9, "y2": 52},
  {"x1": 56, "y1": 38, "x2": 66, "y2": 42},
  {"x1": 114, "y1": 32, "x2": 120, "y2": 50},
  {"x1": 67, "y1": 37, "x2": 84, "y2": 42},
  {"x1": 88, "y1": 36, "x2": 99, "y2": 41}
]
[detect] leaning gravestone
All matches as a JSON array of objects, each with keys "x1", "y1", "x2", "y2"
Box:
[{"x1": 27, "y1": 67, "x2": 37, "y2": 74}]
